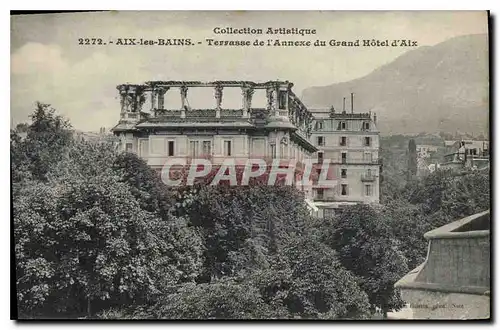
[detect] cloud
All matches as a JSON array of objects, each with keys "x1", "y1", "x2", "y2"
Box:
[{"x1": 11, "y1": 43, "x2": 68, "y2": 75}]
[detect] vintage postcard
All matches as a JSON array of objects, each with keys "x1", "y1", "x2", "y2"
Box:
[{"x1": 11, "y1": 11, "x2": 490, "y2": 320}]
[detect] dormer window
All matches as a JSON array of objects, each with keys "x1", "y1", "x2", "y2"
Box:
[
  {"x1": 363, "y1": 122, "x2": 370, "y2": 130},
  {"x1": 317, "y1": 121, "x2": 323, "y2": 130},
  {"x1": 338, "y1": 121, "x2": 347, "y2": 130}
]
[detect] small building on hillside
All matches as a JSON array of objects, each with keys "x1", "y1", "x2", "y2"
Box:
[
  {"x1": 440, "y1": 140, "x2": 490, "y2": 171},
  {"x1": 416, "y1": 145, "x2": 439, "y2": 159}
]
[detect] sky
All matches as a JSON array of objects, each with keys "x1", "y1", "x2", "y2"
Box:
[{"x1": 11, "y1": 11, "x2": 488, "y2": 131}]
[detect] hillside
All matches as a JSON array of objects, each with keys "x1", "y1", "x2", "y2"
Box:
[{"x1": 302, "y1": 34, "x2": 489, "y2": 135}]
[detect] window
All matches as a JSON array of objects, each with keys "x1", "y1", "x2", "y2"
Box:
[
  {"x1": 317, "y1": 136, "x2": 324, "y2": 146},
  {"x1": 364, "y1": 137, "x2": 371, "y2": 146},
  {"x1": 168, "y1": 141, "x2": 175, "y2": 156},
  {"x1": 363, "y1": 152, "x2": 372, "y2": 163},
  {"x1": 270, "y1": 144, "x2": 277, "y2": 158},
  {"x1": 341, "y1": 184, "x2": 348, "y2": 196},
  {"x1": 363, "y1": 122, "x2": 370, "y2": 130},
  {"x1": 224, "y1": 140, "x2": 232, "y2": 156},
  {"x1": 190, "y1": 141, "x2": 199, "y2": 157},
  {"x1": 318, "y1": 151, "x2": 324, "y2": 163},
  {"x1": 316, "y1": 189, "x2": 324, "y2": 199},
  {"x1": 340, "y1": 136, "x2": 347, "y2": 146},
  {"x1": 341, "y1": 152, "x2": 347, "y2": 164},
  {"x1": 367, "y1": 169, "x2": 372, "y2": 177},
  {"x1": 341, "y1": 169, "x2": 347, "y2": 178},
  {"x1": 280, "y1": 143, "x2": 288, "y2": 158},
  {"x1": 365, "y1": 184, "x2": 373, "y2": 196},
  {"x1": 125, "y1": 142, "x2": 133, "y2": 152},
  {"x1": 317, "y1": 121, "x2": 323, "y2": 130},
  {"x1": 341, "y1": 121, "x2": 347, "y2": 130},
  {"x1": 202, "y1": 141, "x2": 211, "y2": 156}
]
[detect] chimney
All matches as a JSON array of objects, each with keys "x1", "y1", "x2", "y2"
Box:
[
  {"x1": 351, "y1": 93, "x2": 354, "y2": 114},
  {"x1": 374, "y1": 112, "x2": 377, "y2": 124},
  {"x1": 343, "y1": 97, "x2": 346, "y2": 112}
]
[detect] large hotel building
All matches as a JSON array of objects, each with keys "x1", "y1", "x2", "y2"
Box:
[
  {"x1": 111, "y1": 80, "x2": 381, "y2": 217},
  {"x1": 309, "y1": 104, "x2": 381, "y2": 218}
]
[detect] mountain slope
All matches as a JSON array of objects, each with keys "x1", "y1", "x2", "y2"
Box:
[{"x1": 302, "y1": 34, "x2": 489, "y2": 135}]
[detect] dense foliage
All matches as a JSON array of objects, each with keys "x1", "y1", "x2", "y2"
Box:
[
  {"x1": 13, "y1": 105, "x2": 203, "y2": 318},
  {"x1": 407, "y1": 139, "x2": 417, "y2": 180},
  {"x1": 12, "y1": 105, "x2": 489, "y2": 319},
  {"x1": 379, "y1": 135, "x2": 490, "y2": 270}
]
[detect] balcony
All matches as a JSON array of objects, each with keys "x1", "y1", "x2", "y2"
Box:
[
  {"x1": 361, "y1": 173, "x2": 376, "y2": 182},
  {"x1": 313, "y1": 196, "x2": 336, "y2": 202},
  {"x1": 324, "y1": 159, "x2": 382, "y2": 165},
  {"x1": 395, "y1": 210, "x2": 490, "y2": 319}
]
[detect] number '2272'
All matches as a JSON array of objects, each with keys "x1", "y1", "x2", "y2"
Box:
[{"x1": 78, "y1": 38, "x2": 104, "y2": 45}]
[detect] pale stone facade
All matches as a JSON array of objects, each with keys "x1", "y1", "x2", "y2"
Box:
[
  {"x1": 111, "y1": 80, "x2": 318, "y2": 199},
  {"x1": 309, "y1": 107, "x2": 381, "y2": 217}
]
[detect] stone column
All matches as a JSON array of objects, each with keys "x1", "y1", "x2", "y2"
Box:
[
  {"x1": 150, "y1": 89, "x2": 157, "y2": 111},
  {"x1": 266, "y1": 88, "x2": 274, "y2": 111},
  {"x1": 241, "y1": 86, "x2": 254, "y2": 118},
  {"x1": 215, "y1": 85, "x2": 223, "y2": 118},
  {"x1": 129, "y1": 85, "x2": 138, "y2": 112},
  {"x1": 289, "y1": 103, "x2": 295, "y2": 124},
  {"x1": 180, "y1": 86, "x2": 188, "y2": 110},
  {"x1": 267, "y1": 86, "x2": 279, "y2": 116},
  {"x1": 180, "y1": 86, "x2": 188, "y2": 118},
  {"x1": 215, "y1": 85, "x2": 223, "y2": 109},
  {"x1": 118, "y1": 85, "x2": 128, "y2": 114},
  {"x1": 157, "y1": 87, "x2": 168, "y2": 110}
]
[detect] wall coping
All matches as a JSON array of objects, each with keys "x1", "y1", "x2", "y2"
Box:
[
  {"x1": 395, "y1": 210, "x2": 490, "y2": 296},
  {"x1": 424, "y1": 210, "x2": 490, "y2": 239}
]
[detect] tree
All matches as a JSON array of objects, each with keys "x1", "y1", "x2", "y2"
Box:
[
  {"x1": 101, "y1": 228, "x2": 371, "y2": 320},
  {"x1": 402, "y1": 168, "x2": 490, "y2": 227},
  {"x1": 177, "y1": 184, "x2": 311, "y2": 282},
  {"x1": 318, "y1": 204, "x2": 409, "y2": 318},
  {"x1": 382, "y1": 201, "x2": 431, "y2": 269},
  {"x1": 407, "y1": 139, "x2": 417, "y2": 180},
  {"x1": 11, "y1": 102, "x2": 73, "y2": 182},
  {"x1": 248, "y1": 236, "x2": 370, "y2": 319},
  {"x1": 14, "y1": 140, "x2": 204, "y2": 318},
  {"x1": 143, "y1": 280, "x2": 281, "y2": 319},
  {"x1": 15, "y1": 122, "x2": 29, "y2": 133},
  {"x1": 112, "y1": 152, "x2": 176, "y2": 219}
]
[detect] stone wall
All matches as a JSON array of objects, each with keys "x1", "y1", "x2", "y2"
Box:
[{"x1": 399, "y1": 290, "x2": 490, "y2": 320}]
